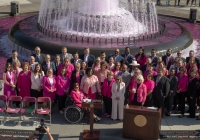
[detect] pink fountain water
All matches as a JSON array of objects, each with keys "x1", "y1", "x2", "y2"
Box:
[{"x1": 38, "y1": 0, "x2": 158, "y2": 38}]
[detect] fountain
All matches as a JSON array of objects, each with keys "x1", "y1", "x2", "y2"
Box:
[
  {"x1": 7, "y1": 0, "x2": 193, "y2": 56},
  {"x1": 38, "y1": 0, "x2": 158, "y2": 39}
]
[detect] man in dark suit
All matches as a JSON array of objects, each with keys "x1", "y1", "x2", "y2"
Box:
[
  {"x1": 153, "y1": 68, "x2": 170, "y2": 117},
  {"x1": 108, "y1": 48, "x2": 124, "y2": 63},
  {"x1": 166, "y1": 68, "x2": 178, "y2": 116},
  {"x1": 186, "y1": 50, "x2": 200, "y2": 69},
  {"x1": 175, "y1": 50, "x2": 186, "y2": 64},
  {"x1": 117, "y1": 64, "x2": 131, "y2": 105},
  {"x1": 150, "y1": 49, "x2": 158, "y2": 67},
  {"x1": 31, "y1": 46, "x2": 45, "y2": 65},
  {"x1": 42, "y1": 54, "x2": 56, "y2": 75},
  {"x1": 54, "y1": 54, "x2": 62, "y2": 76},
  {"x1": 60, "y1": 47, "x2": 73, "y2": 63},
  {"x1": 79, "y1": 48, "x2": 95, "y2": 67},
  {"x1": 100, "y1": 52, "x2": 107, "y2": 62},
  {"x1": 7, "y1": 50, "x2": 23, "y2": 65},
  {"x1": 71, "y1": 52, "x2": 82, "y2": 67},
  {"x1": 162, "y1": 49, "x2": 174, "y2": 70},
  {"x1": 121, "y1": 47, "x2": 133, "y2": 64}
]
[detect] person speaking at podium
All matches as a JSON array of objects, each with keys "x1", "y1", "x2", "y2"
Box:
[{"x1": 129, "y1": 75, "x2": 147, "y2": 106}]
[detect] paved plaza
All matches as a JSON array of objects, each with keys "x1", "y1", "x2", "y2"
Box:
[{"x1": 0, "y1": 0, "x2": 200, "y2": 140}]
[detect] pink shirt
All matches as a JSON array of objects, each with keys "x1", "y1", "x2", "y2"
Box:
[
  {"x1": 57, "y1": 64, "x2": 74, "y2": 80},
  {"x1": 143, "y1": 70, "x2": 157, "y2": 78},
  {"x1": 92, "y1": 64, "x2": 101, "y2": 76},
  {"x1": 135, "y1": 54, "x2": 147, "y2": 66},
  {"x1": 76, "y1": 72, "x2": 81, "y2": 85},
  {"x1": 101, "y1": 78, "x2": 115, "y2": 98},
  {"x1": 96, "y1": 69, "x2": 109, "y2": 83},
  {"x1": 176, "y1": 72, "x2": 188, "y2": 92},
  {"x1": 143, "y1": 80, "x2": 155, "y2": 93},
  {"x1": 56, "y1": 75, "x2": 70, "y2": 96},
  {"x1": 80, "y1": 75, "x2": 101, "y2": 94}
]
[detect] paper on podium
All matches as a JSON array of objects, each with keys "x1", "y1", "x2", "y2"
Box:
[
  {"x1": 146, "y1": 107, "x2": 158, "y2": 110},
  {"x1": 82, "y1": 99, "x2": 91, "y2": 103}
]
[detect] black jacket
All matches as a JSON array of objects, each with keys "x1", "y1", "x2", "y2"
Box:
[
  {"x1": 70, "y1": 70, "x2": 85, "y2": 90},
  {"x1": 42, "y1": 61, "x2": 56, "y2": 75},
  {"x1": 7, "y1": 57, "x2": 23, "y2": 66},
  {"x1": 153, "y1": 76, "x2": 170, "y2": 99},
  {"x1": 162, "y1": 55, "x2": 174, "y2": 70},
  {"x1": 167, "y1": 75, "x2": 178, "y2": 96},
  {"x1": 187, "y1": 77, "x2": 198, "y2": 98}
]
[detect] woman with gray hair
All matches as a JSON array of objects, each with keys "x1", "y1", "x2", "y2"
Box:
[
  {"x1": 111, "y1": 75, "x2": 125, "y2": 121},
  {"x1": 129, "y1": 75, "x2": 147, "y2": 106}
]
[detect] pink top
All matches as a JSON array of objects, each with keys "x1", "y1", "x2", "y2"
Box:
[
  {"x1": 129, "y1": 82, "x2": 147, "y2": 103},
  {"x1": 96, "y1": 69, "x2": 109, "y2": 83},
  {"x1": 108, "y1": 63, "x2": 115, "y2": 71},
  {"x1": 71, "y1": 90, "x2": 86, "y2": 108},
  {"x1": 80, "y1": 75, "x2": 101, "y2": 94},
  {"x1": 143, "y1": 70, "x2": 157, "y2": 78},
  {"x1": 76, "y1": 72, "x2": 81, "y2": 85},
  {"x1": 56, "y1": 75, "x2": 70, "y2": 96},
  {"x1": 92, "y1": 64, "x2": 101, "y2": 76},
  {"x1": 176, "y1": 72, "x2": 188, "y2": 92},
  {"x1": 42, "y1": 76, "x2": 57, "y2": 100},
  {"x1": 57, "y1": 63, "x2": 74, "y2": 80},
  {"x1": 143, "y1": 80, "x2": 155, "y2": 93},
  {"x1": 18, "y1": 71, "x2": 31, "y2": 98},
  {"x1": 101, "y1": 78, "x2": 115, "y2": 98},
  {"x1": 135, "y1": 54, "x2": 147, "y2": 66},
  {"x1": 185, "y1": 64, "x2": 198, "y2": 77},
  {"x1": 112, "y1": 69, "x2": 121, "y2": 77}
]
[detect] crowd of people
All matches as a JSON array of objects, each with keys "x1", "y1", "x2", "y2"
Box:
[{"x1": 2, "y1": 46, "x2": 200, "y2": 121}]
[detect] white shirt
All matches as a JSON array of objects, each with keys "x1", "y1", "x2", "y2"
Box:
[
  {"x1": 84, "y1": 55, "x2": 89, "y2": 62},
  {"x1": 48, "y1": 77, "x2": 53, "y2": 85},
  {"x1": 31, "y1": 72, "x2": 43, "y2": 89}
]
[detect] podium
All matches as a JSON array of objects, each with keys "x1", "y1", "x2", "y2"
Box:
[
  {"x1": 82, "y1": 100, "x2": 103, "y2": 140},
  {"x1": 123, "y1": 105, "x2": 161, "y2": 140}
]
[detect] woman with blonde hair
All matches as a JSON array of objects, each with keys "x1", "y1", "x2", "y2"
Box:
[{"x1": 111, "y1": 76, "x2": 125, "y2": 121}]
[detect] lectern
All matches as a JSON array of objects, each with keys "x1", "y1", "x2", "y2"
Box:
[
  {"x1": 123, "y1": 105, "x2": 161, "y2": 140},
  {"x1": 82, "y1": 100, "x2": 103, "y2": 140}
]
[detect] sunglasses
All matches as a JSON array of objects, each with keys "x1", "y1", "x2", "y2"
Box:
[{"x1": 116, "y1": 79, "x2": 120, "y2": 80}]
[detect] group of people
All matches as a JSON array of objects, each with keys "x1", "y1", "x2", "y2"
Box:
[{"x1": 3, "y1": 46, "x2": 200, "y2": 121}]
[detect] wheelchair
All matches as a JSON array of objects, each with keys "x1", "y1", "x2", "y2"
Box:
[{"x1": 64, "y1": 95, "x2": 89, "y2": 124}]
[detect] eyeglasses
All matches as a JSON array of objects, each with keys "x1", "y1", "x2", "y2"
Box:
[
  {"x1": 74, "y1": 87, "x2": 79, "y2": 89},
  {"x1": 115, "y1": 51, "x2": 119, "y2": 53},
  {"x1": 65, "y1": 61, "x2": 69, "y2": 63},
  {"x1": 116, "y1": 79, "x2": 120, "y2": 80}
]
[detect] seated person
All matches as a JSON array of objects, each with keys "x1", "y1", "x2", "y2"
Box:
[{"x1": 71, "y1": 83, "x2": 86, "y2": 108}]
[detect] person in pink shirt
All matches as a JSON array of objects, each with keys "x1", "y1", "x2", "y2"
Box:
[
  {"x1": 18, "y1": 62, "x2": 31, "y2": 107},
  {"x1": 134, "y1": 47, "x2": 147, "y2": 67},
  {"x1": 129, "y1": 75, "x2": 147, "y2": 106},
  {"x1": 143, "y1": 73, "x2": 155, "y2": 107},
  {"x1": 81, "y1": 61, "x2": 87, "y2": 74},
  {"x1": 176, "y1": 66, "x2": 188, "y2": 118},
  {"x1": 112, "y1": 62, "x2": 121, "y2": 78},
  {"x1": 92, "y1": 57, "x2": 101, "y2": 76},
  {"x1": 102, "y1": 71, "x2": 115, "y2": 118},
  {"x1": 80, "y1": 67, "x2": 101, "y2": 100},
  {"x1": 57, "y1": 58, "x2": 74, "y2": 80},
  {"x1": 97, "y1": 61, "x2": 110, "y2": 86},
  {"x1": 185, "y1": 57, "x2": 198, "y2": 78},
  {"x1": 128, "y1": 68, "x2": 142, "y2": 105},
  {"x1": 156, "y1": 61, "x2": 168, "y2": 76},
  {"x1": 12, "y1": 60, "x2": 22, "y2": 107},
  {"x1": 56, "y1": 67, "x2": 70, "y2": 114},
  {"x1": 43, "y1": 68, "x2": 57, "y2": 106},
  {"x1": 108, "y1": 56, "x2": 115, "y2": 71},
  {"x1": 143, "y1": 64, "x2": 157, "y2": 78},
  {"x1": 71, "y1": 83, "x2": 86, "y2": 108},
  {"x1": 3, "y1": 63, "x2": 16, "y2": 100}
]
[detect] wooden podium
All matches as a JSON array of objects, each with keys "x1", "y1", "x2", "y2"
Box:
[
  {"x1": 82, "y1": 100, "x2": 103, "y2": 140},
  {"x1": 123, "y1": 105, "x2": 161, "y2": 140}
]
